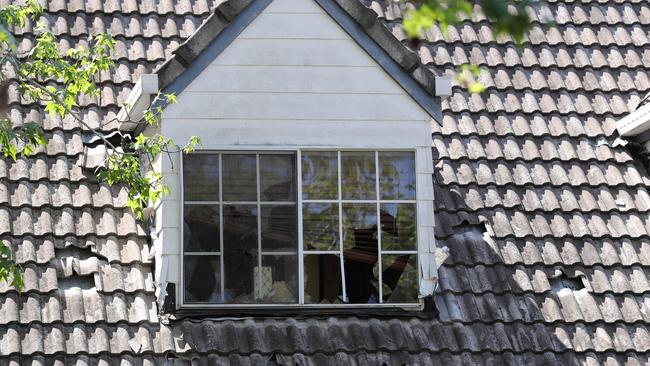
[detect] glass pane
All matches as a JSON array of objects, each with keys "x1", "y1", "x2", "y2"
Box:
[
  {"x1": 379, "y1": 151, "x2": 416, "y2": 200},
  {"x1": 342, "y1": 203, "x2": 377, "y2": 250},
  {"x1": 381, "y1": 254, "x2": 418, "y2": 303},
  {"x1": 260, "y1": 154, "x2": 296, "y2": 201},
  {"x1": 223, "y1": 205, "x2": 258, "y2": 303},
  {"x1": 380, "y1": 203, "x2": 417, "y2": 251},
  {"x1": 183, "y1": 204, "x2": 220, "y2": 252},
  {"x1": 303, "y1": 203, "x2": 339, "y2": 251},
  {"x1": 184, "y1": 255, "x2": 220, "y2": 303},
  {"x1": 183, "y1": 154, "x2": 219, "y2": 201},
  {"x1": 261, "y1": 205, "x2": 297, "y2": 252},
  {"x1": 304, "y1": 254, "x2": 343, "y2": 304},
  {"x1": 341, "y1": 151, "x2": 376, "y2": 200},
  {"x1": 222, "y1": 154, "x2": 257, "y2": 201},
  {"x1": 301, "y1": 151, "x2": 338, "y2": 199},
  {"x1": 260, "y1": 255, "x2": 298, "y2": 303},
  {"x1": 342, "y1": 203, "x2": 379, "y2": 303}
]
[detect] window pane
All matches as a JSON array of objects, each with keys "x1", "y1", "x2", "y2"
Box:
[
  {"x1": 342, "y1": 203, "x2": 377, "y2": 250},
  {"x1": 304, "y1": 254, "x2": 343, "y2": 304},
  {"x1": 222, "y1": 154, "x2": 257, "y2": 201},
  {"x1": 184, "y1": 255, "x2": 220, "y2": 303},
  {"x1": 303, "y1": 203, "x2": 339, "y2": 251},
  {"x1": 341, "y1": 151, "x2": 376, "y2": 200},
  {"x1": 223, "y1": 205, "x2": 258, "y2": 303},
  {"x1": 261, "y1": 205, "x2": 297, "y2": 252},
  {"x1": 381, "y1": 254, "x2": 418, "y2": 303},
  {"x1": 301, "y1": 151, "x2": 338, "y2": 199},
  {"x1": 183, "y1": 205, "x2": 220, "y2": 252},
  {"x1": 379, "y1": 151, "x2": 416, "y2": 200},
  {"x1": 342, "y1": 203, "x2": 379, "y2": 304},
  {"x1": 183, "y1": 154, "x2": 219, "y2": 201},
  {"x1": 260, "y1": 255, "x2": 298, "y2": 303},
  {"x1": 260, "y1": 154, "x2": 296, "y2": 201},
  {"x1": 380, "y1": 203, "x2": 416, "y2": 251}
]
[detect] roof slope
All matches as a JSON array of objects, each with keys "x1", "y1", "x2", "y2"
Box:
[{"x1": 2, "y1": 0, "x2": 650, "y2": 365}]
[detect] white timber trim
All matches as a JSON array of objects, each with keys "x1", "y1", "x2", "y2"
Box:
[
  {"x1": 117, "y1": 74, "x2": 159, "y2": 131},
  {"x1": 617, "y1": 102, "x2": 650, "y2": 137}
]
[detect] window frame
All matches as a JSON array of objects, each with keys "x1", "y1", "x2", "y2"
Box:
[{"x1": 179, "y1": 147, "x2": 422, "y2": 309}]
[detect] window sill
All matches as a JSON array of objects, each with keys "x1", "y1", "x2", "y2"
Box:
[
  {"x1": 179, "y1": 302, "x2": 423, "y2": 310},
  {"x1": 167, "y1": 301, "x2": 437, "y2": 320}
]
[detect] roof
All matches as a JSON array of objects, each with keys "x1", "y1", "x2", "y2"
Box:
[{"x1": 3, "y1": 0, "x2": 650, "y2": 365}]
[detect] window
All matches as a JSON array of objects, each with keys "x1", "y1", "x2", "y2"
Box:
[{"x1": 181, "y1": 150, "x2": 419, "y2": 307}]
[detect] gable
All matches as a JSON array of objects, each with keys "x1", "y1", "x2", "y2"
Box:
[
  {"x1": 161, "y1": 0, "x2": 435, "y2": 135},
  {"x1": 151, "y1": 0, "x2": 438, "y2": 309}
]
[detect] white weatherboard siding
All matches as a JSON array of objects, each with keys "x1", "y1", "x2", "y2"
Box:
[{"x1": 156, "y1": 0, "x2": 437, "y2": 307}]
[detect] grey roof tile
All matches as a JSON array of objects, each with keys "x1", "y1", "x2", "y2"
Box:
[{"x1": 2, "y1": 0, "x2": 650, "y2": 364}]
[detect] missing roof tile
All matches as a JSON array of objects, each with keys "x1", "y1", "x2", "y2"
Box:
[
  {"x1": 550, "y1": 271, "x2": 586, "y2": 293},
  {"x1": 57, "y1": 274, "x2": 95, "y2": 291},
  {"x1": 55, "y1": 246, "x2": 95, "y2": 261}
]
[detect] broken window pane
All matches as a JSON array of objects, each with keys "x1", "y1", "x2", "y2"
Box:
[
  {"x1": 184, "y1": 255, "x2": 220, "y2": 303},
  {"x1": 342, "y1": 203, "x2": 379, "y2": 303},
  {"x1": 380, "y1": 203, "x2": 417, "y2": 251},
  {"x1": 381, "y1": 254, "x2": 418, "y2": 303},
  {"x1": 302, "y1": 203, "x2": 339, "y2": 251},
  {"x1": 223, "y1": 205, "x2": 258, "y2": 303},
  {"x1": 222, "y1": 154, "x2": 257, "y2": 201},
  {"x1": 341, "y1": 151, "x2": 375, "y2": 200},
  {"x1": 181, "y1": 149, "x2": 420, "y2": 307},
  {"x1": 261, "y1": 205, "x2": 297, "y2": 252},
  {"x1": 260, "y1": 154, "x2": 296, "y2": 201},
  {"x1": 183, "y1": 204, "x2": 220, "y2": 252},
  {"x1": 304, "y1": 254, "x2": 343, "y2": 304},
  {"x1": 183, "y1": 154, "x2": 219, "y2": 201},
  {"x1": 301, "y1": 151, "x2": 338, "y2": 199},
  {"x1": 378, "y1": 151, "x2": 415, "y2": 200},
  {"x1": 260, "y1": 255, "x2": 298, "y2": 303}
]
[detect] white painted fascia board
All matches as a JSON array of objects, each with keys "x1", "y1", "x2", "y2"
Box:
[
  {"x1": 617, "y1": 102, "x2": 650, "y2": 137},
  {"x1": 117, "y1": 74, "x2": 159, "y2": 131}
]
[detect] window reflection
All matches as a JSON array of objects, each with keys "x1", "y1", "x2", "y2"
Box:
[
  {"x1": 301, "y1": 151, "x2": 338, "y2": 199},
  {"x1": 260, "y1": 154, "x2": 295, "y2": 201},
  {"x1": 380, "y1": 203, "x2": 417, "y2": 251},
  {"x1": 302, "y1": 203, "x2": 339, "y2": 251},
  {"x1": 341, "y1": 151, "x2": 376, "y2": 200},
  {"x1": 183, "y1": 154, "x2": 219, "y2": 201},
  {"x1": 381, "y1": 255, "x2": 418, "y2": 303},
  {"x1": 222, "y1": 154, "x2": 257, "y2": 201},
  {"x1": 379, "y1": 151, "x2": 415, "y2": 200}
]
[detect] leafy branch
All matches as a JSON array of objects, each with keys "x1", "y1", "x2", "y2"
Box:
[
  {"x1": 0, "y1": 1, "x2": 200, "y2": 288},
  {"x1": 403, "y1": 0, "x2": 549, "y2": 93}
]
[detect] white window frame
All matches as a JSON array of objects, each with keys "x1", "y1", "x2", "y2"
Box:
[{"x1": 179, "y1": 147, "x2": 423, "y2": 309}]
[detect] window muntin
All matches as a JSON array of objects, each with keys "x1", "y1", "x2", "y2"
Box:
[{"x1": 182, "y1": 150, "x2": 418, "y2": 307}]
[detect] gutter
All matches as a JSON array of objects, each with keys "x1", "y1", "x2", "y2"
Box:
[
  {"x1": 117, "y1": 74, "x2": 159, "y2": 132},
  {"x1": 617, "y1": 101, "x2": 650, "y2": 138}
]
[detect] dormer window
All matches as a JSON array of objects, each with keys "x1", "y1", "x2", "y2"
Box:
[
  {"x1": 181, "y1": 150, "x2": 419, "y2": 307},
  {"x1": 145, "y1": 0, "x2": 441, "y2": 311}
]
